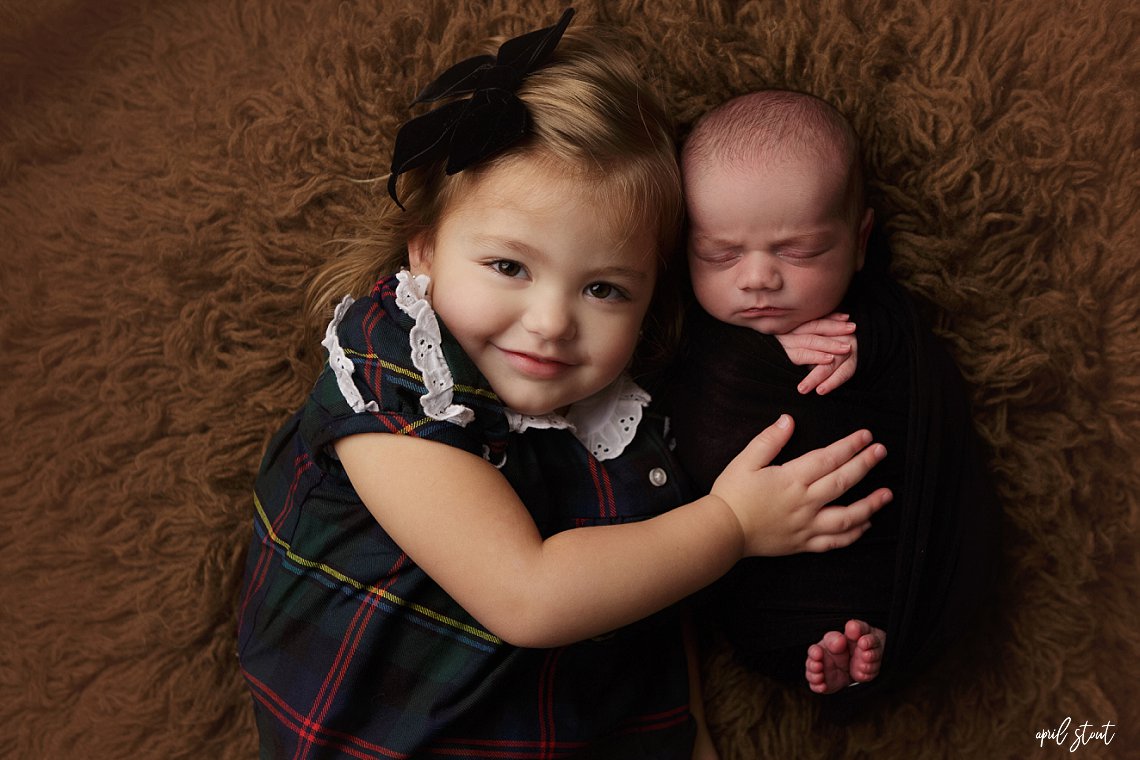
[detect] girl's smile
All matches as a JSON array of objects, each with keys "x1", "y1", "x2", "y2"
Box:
[{"x1": 496, "y1": 346, "x2": 577, "y2": 379}]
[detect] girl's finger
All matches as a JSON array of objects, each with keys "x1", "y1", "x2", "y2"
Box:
[
  {"x1": 781, "y1": 428, "x2": 876, "y2": 483},
  {"x1": 807, "y1": 443, "x2": 888, "y2": 502},
  {"x1": 807, "y1": 488, "x2": 893, "y2": 537},
  {"x1": 802, "y1": 521, "x2": 871, "y2": 553},
  {"x1": 732, "y1": 414, "x2": 795, "y2": 470}
]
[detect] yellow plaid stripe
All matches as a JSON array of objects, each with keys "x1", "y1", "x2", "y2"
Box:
[{"x1": 253, "y1": 493, "x2": 502, "y2": 645}]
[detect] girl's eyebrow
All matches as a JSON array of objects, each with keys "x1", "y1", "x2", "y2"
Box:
[
  {"x1": 592, "y1": 264, "x2": 651, "y2": 282},
  {"x1": 471, "y1": 234, "x2": 536, "y2": 254}
]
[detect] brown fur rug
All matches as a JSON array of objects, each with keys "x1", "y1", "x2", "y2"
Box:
[{"x1": 2, "y1": 1, "x2": 1137, "y2": 758}]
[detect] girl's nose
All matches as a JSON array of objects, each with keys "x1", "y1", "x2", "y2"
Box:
[
  {"x1": 521, "y1": 293, "x2": 577, "y2": 341},
  {"x1": 737, "y1": 253, "x2": 781, "y2": 290}
]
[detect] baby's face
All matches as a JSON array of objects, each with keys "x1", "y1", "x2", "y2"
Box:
[{"x1": 686, "y1": 152, "x2": 872, "y2": 335}]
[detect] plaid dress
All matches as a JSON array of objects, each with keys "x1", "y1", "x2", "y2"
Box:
[{"x1": 237, "y1": 274, "x2": 695, "y2": 759}]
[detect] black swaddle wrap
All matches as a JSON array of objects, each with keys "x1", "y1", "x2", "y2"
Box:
[{"x1": 666, "y1": 242, "x2": 1000, "y2": 716}]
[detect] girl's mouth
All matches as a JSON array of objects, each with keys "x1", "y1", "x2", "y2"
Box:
[{"x1": 499, "y1": 348, "x2": 574, "y2": 379}]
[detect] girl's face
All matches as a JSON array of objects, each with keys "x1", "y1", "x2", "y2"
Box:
[{"x1": 409, "y1": 158, "x2": 658, "y2": 416}]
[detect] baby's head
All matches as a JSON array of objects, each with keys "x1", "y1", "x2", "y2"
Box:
[{"x1": 682, "y1": 90, "x2": 874, "y2": 335}]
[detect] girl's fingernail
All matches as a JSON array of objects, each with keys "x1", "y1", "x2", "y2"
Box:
[{"x1": 777, "y1": 414, "x2": 791, "y2": 429}]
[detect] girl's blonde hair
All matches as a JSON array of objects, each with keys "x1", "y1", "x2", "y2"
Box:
[{"x1": 304, "y1": 24, "x2": 684, "y2": 374}]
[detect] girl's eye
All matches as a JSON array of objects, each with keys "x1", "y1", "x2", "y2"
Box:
[
  {"x1": 490, "y1": 260, "x2": 524, "y2": 277},
  {"x1": 586, "y1": 282, "x2": 626, "y2": 301}
]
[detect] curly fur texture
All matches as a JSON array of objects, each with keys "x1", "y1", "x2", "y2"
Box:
[{"x1": 1, "y1": 1, "x2": 1136, "y2": 758}]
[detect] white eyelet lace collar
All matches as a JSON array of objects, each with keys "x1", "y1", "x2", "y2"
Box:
[{"x1": 504, "y1": 376, "x2": 649, "y2": 461}]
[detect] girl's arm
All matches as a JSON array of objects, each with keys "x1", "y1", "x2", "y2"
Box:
[{"x1": 335, "y1": 415, "x2": 889, "y2": 648}]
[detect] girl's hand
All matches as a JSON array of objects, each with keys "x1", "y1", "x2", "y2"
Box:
[
  {"x1": 709, "y1": 415, "x2": 891, "y2": 556},
  {"x1": 774, "y1": 313, "x2": 858, "y2": 395}
]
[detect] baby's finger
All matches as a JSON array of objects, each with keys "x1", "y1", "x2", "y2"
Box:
[
  {"x1": 787, "y1": 317, "x2": 856, "y2": 337},
  {"x1": 797, "y1": 364, "x2": 837, "y2": 394},
  {"x1": 785, "y1": 348, "x2": 838, "y2": 367},
  {"x1": 814, "y1": 356, "x2": 857, "y2": 395},
  {"x1": 778, "y1": 333, "x2": 852, "y2": 356}
]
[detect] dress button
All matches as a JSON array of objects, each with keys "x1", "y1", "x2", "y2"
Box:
[{"x1": 648, "y1": 467, "x2": 668, "y2": 487}]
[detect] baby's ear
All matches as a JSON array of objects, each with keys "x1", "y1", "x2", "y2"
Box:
[{"x1": 855, "y1": 208, "x2": 874, "y2": 271}]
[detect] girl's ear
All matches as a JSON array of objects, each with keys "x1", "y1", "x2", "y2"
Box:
[
  {"x1": 407, "y1": 232, "x2": 432, "y2": 275},
  {"x1": 855, "y1": 207, "x2": 874, "y2": 271}
]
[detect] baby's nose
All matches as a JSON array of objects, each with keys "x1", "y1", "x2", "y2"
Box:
[{"x1": 738, "y1": 253, "x2": 780, "y2": 290}]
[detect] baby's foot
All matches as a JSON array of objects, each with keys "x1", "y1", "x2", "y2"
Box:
[
  {"x1": 805, "y1": 630, "x2": 852, "y2": 694},
  {"x1": 845, "y1": 619, "x2": 885, "y2": 684},
  {"x1": 804, "y1": 619, "x2": 886, "y2": 694}
]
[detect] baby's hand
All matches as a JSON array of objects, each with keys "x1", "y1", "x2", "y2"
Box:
[
  {"x1": 774, "y1": 313, "x2": 858, "y2": 395},
  {"x1": 710, "y1": 415, "x2": 891, "y2": 556}
]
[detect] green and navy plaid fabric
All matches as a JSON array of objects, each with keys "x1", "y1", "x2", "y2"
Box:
[{"x1": 238, "y1": 275, "x2": 696, "y2": 759}]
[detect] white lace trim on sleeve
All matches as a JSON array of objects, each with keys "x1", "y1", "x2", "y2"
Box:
[
  {"x1": 322, "y1": 296, "x2": 380, "y2": 414},
  {"x1": 394, "y1": 270, "x2": 474, "y2": 427}
]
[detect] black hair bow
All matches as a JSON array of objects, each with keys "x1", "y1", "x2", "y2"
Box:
[{"x1": 386, "y1": 8, "x2": 575, "y2": 209}]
